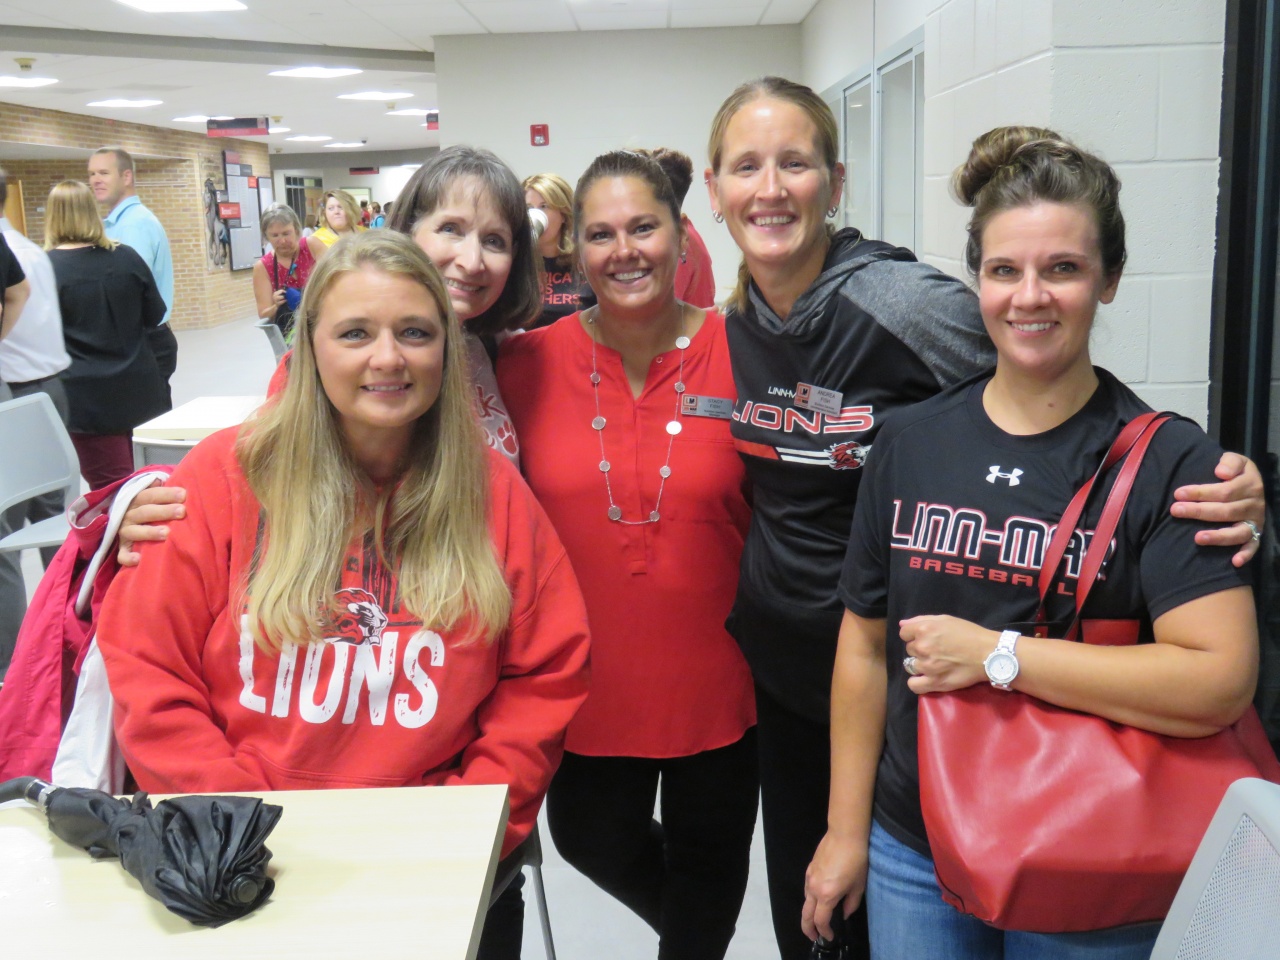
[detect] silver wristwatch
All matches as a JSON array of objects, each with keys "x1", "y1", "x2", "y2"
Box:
[{"x1": 983, "y1": 630, "x2": 1020, "y2": 690}]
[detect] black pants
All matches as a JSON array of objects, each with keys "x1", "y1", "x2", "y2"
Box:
[
  {"x1": 755, "y1": 684, "x2": 869, "y2": 960},
  {"x1": 146, "y1": 324, "x2": 178, "y2": 404},
  {"x1": 546, "y1": 730, "x2": 759, "y2": 960},
  {"x1": 476, "y1": 872, "x2": 524, "y2": 960}
]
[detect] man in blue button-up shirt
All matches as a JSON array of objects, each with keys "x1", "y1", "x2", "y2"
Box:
[{"x1": 88, "y1": 146, "x2": 178, "y2": 396}]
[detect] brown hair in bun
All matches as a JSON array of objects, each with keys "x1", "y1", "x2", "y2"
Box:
[{"x1": 953, "y1": 125, "x2": 1126, "y2": 282}]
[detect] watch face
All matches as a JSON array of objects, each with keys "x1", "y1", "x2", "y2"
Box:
[{"x1": 986, "y1": 652, "x2": 1018, "y2": 685}]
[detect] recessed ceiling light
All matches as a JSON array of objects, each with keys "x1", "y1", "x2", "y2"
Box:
[
  {"x1": 386, "y1": 108, "x2": 431, "y2": 117},
  {"x1": 270, "y1": 66, "x2": 362, "y2": 79},
  {"x1": 269, "y1": 126, "x2": 291, "y2": 134},
  {"x1": 173, "y1": 114, "x2": 234, "y2": 122},
  {"x1": 324, "y1": 142, "x2": 366, "y2": 149},
  {"x1": 286, "y1": 135, "x2": 332, "y2": 142},
  {"x1": 88, "y1": 98, "x2": 162, "y2": 108},
  {"x1": 0, "y1": 76, "x2": 58, "y2": 88},
  {"x1": 115, "y1": 0, "x2": 246, "y2": 11},
  {"x1": 338, "y1": 91, "x2": 412, "y2": 101}
]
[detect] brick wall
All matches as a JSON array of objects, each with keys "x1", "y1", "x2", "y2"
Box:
[
  {"x1": 920, "y1": 0, "x2": 1226, "y2": 424},
  {"x1": 0, "y1": 101, "x2": 272, "y2": 330}
]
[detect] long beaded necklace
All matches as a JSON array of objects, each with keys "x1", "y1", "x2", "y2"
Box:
[{"x1": 587, "y1": 305, "x2": 690, "y2": 524}]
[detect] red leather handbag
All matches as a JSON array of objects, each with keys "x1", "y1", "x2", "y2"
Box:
[{"x1": 917, "y1": 413, "x2": 1280, "y2": 932}]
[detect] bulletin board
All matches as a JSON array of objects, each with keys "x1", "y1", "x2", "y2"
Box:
[{"x1": 227, "y1": 173, "x2": 262, "y2": 271}]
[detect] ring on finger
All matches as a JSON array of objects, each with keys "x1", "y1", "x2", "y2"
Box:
[
  {"x1": 1245, "y1": 520, "x2": 1263, "y2": 544},
  {"x1": 903, "y1": 656, "x2": 921, "y2": 677}
]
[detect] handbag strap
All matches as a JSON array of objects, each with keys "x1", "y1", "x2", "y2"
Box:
[{"x1": 1035, "y1": 412, "x2": 1171, "y2": 639}]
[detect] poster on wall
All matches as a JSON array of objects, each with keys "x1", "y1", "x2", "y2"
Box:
[{"x1": 202, "y1": 152, "x2": 228, "y2": 269}]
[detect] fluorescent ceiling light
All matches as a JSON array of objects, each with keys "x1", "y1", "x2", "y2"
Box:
[
  {"x1": 387, "y1": 108, "x2": 431, "y2": 117},
  {"x1": 88, "y1": 98, "x2": 162, "y2": 108},
  {"x1": 338, "y1": 91, "x2": 412, "y2": 101},
  {"x1": 324, "y1": 142, "x2": 365, "y2": 149},
  {"x1": 173, "y1": 114, "x2": 233, "y2": 122},
  {"x1": 270, "y1": 66, "x2": 362, "y2": 79},
  {"x1": 269, "y1": 126, "x2": 291, "y2": 134},
  {"x1": 0, "y1": 76, "x2": 58, "y2": 88},
  {"x1": 286, "y1": 135, "x2": 332, "y2": 142},
  {"x1": 115, "y1": 0, "x2": 246, "y2": 11}
]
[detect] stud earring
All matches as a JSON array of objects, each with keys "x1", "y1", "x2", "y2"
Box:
[{"x1": 713, "y1": 211, "x2": 724, "y2": 223}]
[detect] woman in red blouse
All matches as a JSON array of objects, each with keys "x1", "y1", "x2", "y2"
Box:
[{"x1": 498, "y1": 150, "x2": 757, "y2": 960}]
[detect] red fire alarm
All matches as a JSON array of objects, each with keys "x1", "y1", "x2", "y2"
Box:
[{"x1": 531, "y1": 124, "x2": 549, "y2": 147}]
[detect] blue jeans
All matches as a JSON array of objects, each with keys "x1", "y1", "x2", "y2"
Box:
[{"x1": 865, "y1": 822, "x2": 1160, "y2": 960}]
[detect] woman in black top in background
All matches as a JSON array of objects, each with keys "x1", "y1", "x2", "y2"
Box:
[{"x1": 45, "y1": 179, "x2": 168, "y2": 489}]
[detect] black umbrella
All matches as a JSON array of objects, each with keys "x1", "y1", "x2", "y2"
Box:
[{"x1": 1, "y1": 776, "x2": 283, "y2": 927}]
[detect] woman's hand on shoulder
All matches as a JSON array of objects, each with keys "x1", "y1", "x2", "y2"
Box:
[
  {"x1": 900, "y1": 615, "x2": 994, "y2": 694},
  {"x1": 1172, "y1": 452, "x2": 1265, "y2": 567},
  {"x1": 802, "y1": 829, "x2": 869, "y2": 943},
  {"x1": 117, "y1": 484, "x2": 188, "y2": 566}
]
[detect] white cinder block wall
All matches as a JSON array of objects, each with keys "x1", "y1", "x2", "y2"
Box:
[
  {"x1": 921, "y1": 0, "x2": 1227, "y2": 424},
  {"x1": 435, "y1": 27, "x2": 804, "y2": 301}
]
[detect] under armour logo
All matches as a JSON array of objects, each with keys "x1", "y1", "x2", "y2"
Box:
[{"x1": 987, "y1": 466, "x2": 1023, "y2": 486}]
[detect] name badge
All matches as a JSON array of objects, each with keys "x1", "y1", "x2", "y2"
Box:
[
  {"x1": 794, "y1": 382, "x2": 844, "y2": 416},
  {"x1": 681, "y1": 394, "x2": 735, "y2": 419}
]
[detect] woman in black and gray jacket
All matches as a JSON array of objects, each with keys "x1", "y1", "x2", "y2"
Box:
[{"x1": 703, "y1": 75, "x2": 1266, "y2": 960}]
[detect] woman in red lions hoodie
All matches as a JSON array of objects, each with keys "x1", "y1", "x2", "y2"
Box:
[{"x1": 95, "y1": 231, "x2": 590, "y2": 959}]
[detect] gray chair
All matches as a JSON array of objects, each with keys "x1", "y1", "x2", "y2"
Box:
[
  {"x1": 1150, "y1": 777, "x2": 1280, "y2": 959},
  {"x1": 0, "y1": 392, "x2": 78, "y2": 554},
  {"x1": 254, "y1": 319, "x2": 289, "y2": 362},
  {"x1": 488, "y1": 824, "x2": 556, "y2": 960}
]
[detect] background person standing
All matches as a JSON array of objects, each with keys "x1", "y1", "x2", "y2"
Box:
[
  {"x1": 46, "y1": 180, "x2": 169, "y2": 490},
  {"x1": 87, "y1": 146, "x2": 178, "y2": 399},
  {"x1": 0, "y1": 165, "x2": 71, "y2": 680}
]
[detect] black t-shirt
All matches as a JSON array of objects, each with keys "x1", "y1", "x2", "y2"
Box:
[
  {"x1": 48, "y1": 244, "x2": 169, "y2": 433},
  {"x1": 532, "y1": 256, "x2": 594, "y2": 329},
  {"x1": 0, "y1": 233, "x2": 24, "y2": 289},
  {"x1": 0, "y1": 233, "x2": 25, "y2": 327},
  {"x1": 838, "y1": 368, "x2": 1251, "y2": 855}
]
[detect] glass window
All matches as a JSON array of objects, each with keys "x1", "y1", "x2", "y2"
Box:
[
  {"x1": 843, "y1": 79, "x2": 872, "y2": 232},
  {"x1": 879, "y1": 52, "x2": 921, "y2": 250}
]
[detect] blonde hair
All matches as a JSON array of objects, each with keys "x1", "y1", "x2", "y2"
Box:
[
  {"x1": 522, "y1": 172, "x2": 576, "y2": 265},
  {"x1": 321, "y1": 190, "x2": 363, "y2": 235},
  {"x1": 44, "y1": 180, "x2": 117, "y2": 251},
  {"x1": 707, "y1": 77, "x2": 841, "y2": 313},
  {"x1": 236, "y1": 231, "x2": 511, "y2": 649}
]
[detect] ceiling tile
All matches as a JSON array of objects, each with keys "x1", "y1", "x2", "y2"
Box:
[
  {"x1": 759, "y1": 0, "x2": 818, "y2": 25},
  {"x1": 364, "y1": 3, "x2": 485, "y2": 41},
  {"x1": 460, "y1": 0, "x2": 576, "y2": 33},
  {"x1": 571, "y1": 8, "x2": 668, "y2": 31},
  {"x1": 671, "y1": 6, "x2": 766, "y2": 29}
]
